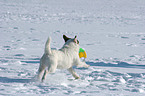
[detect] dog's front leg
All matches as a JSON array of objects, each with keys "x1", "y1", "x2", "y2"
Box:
[
  {"x1": 79, "y1": 61, "x2": 90, "y2": 68},
  {"x1": 68, "y1": 67, "x2": 80, "y2": 79},
  {"x1": 76, "y1": 58, "x2": 90, "y2": 68}
]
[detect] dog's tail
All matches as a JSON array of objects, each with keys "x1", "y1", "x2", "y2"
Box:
[{"x1": 45, "y1": 37, "x2": 51, "y2": 54}]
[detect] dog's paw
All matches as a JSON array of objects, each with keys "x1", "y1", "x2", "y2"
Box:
[
  {"x1": 84, "y1": 64, "x2": 90, "y2": 68},
  {"x1": 75, "y1": 76, "x2": 80, "y2": 79}
]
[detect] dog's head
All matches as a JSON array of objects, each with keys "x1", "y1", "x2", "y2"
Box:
[{"x1": 63, "y1": 35, "x2": 79, "y2": 44}]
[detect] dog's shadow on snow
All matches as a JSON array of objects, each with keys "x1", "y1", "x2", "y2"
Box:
[
  {"x1": 0, "y1": 77, "x2": 33, "y2": 83},
  {"x1": 86, "y1": 61, "x2": 145, "y2": 69}
]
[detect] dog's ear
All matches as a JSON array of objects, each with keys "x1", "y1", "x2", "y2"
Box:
[
  {"x1": 63, "y1": 35, "x2": 71, "y2": 42},
  {"x1": 74, "y1": 35, "x2": 79, "y2": 44}
]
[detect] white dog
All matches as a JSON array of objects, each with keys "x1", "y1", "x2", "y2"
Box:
[{"x1": 37, "y1": 35, "x2": 89, "y2": 82}]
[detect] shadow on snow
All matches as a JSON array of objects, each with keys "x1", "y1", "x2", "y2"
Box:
[
  {"x1": 86, "y1": 61, "x2": 145, "y2": 69},
  {"x1": 0, "y1": 77, "x2": 32, "y2": 83}
]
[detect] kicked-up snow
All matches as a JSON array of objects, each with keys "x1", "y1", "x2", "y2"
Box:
[{"x1": 0, "y1": 0, "x2": 145, "y2": 95}]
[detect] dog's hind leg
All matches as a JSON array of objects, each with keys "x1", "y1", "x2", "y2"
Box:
[
  {"x1": 42, "y1": 70, "x2": 48, "y2": 82},
  {"x1": 42, "y1": 62, "x2": 57, "y2": 82},
  {"x1": 68, "y1": 67, "x2": 80, "y2": 79},
  {"x1": 37, "y1": 64, "x2": 46, "y2": 81}
]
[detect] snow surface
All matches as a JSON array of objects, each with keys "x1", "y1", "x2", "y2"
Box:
[{"x1": 0, "y1": 0, "x2": 145, "y2": 95}]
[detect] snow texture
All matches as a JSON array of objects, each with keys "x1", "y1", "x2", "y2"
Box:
[{"x1": 0, "y1": 0, "x2": 145, "y2": 95}]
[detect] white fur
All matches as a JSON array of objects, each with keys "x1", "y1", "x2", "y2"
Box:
[{"x1": 37, "y1": 36, "x2": 89, "y2": 82}]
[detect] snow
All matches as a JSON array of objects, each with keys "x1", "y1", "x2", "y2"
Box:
[{"x1": 0, "y1": 0, "x2": 145, "y2": 95}]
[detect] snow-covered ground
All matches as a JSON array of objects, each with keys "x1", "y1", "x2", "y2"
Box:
[{"x1": 0, "y1": 0, "x2": 145, "y2": 95}]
